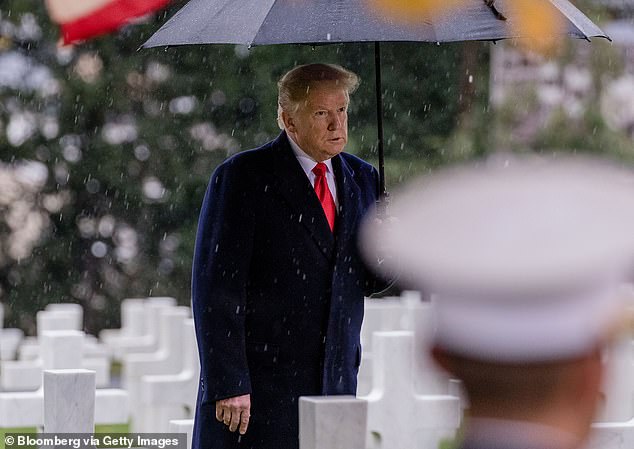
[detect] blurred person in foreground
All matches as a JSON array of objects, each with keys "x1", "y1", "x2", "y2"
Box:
[
  {"x1": 361, "y1": 156, "x2": 634, "y2": 449},
  {"x1": 191, "y1": 63, "x2": 386, "y2": 449}
]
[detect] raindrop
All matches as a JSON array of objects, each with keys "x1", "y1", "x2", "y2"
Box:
[
  {"x1": 146, "y1": 61, "x2": 171, "y2": 83},
  {"x1": 234, "y1": 45, "x2": 250, "y2": 58}
]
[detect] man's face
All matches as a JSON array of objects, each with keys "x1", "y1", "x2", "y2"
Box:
[{"x1": 283, "y1": 82, "x2": 349, "y2": 162}]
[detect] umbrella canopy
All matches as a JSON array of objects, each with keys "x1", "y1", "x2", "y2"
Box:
[
  {"x1": 143, "y1": 0, "x2": 607, "y2": 47},
  {"x1": 143, "y1": 0, "x2": 609, "y2": 204}
]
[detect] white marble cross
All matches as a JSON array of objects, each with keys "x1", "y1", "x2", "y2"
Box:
[
  {"x1": 17, "y1": 309, "x2": 83, "y2": 361},
  {"x1": 100, "y1": 298, "x2": 147, "y2": 353},
  {"x1": 139, "y1": 318, "x2": 200, "y2": 432},
  {"x1": 0, "y1": 328, "x2": 23, "y2": 361},
  {"x1": 585, "y1": 286, "x2": 634, "y2": 449},
  {"x1": 45, "y1": 303, "x2": 84, "y2": 330},
  {"x1": 0, "y1": 331, "x2": 128, "y2": 429},
  {"x1": 299, "y1": 396, "x2": 367, "y2": 449},
  {"x1": 1, "y1": 330, "x2": 109, "y2": 391},
  {"x1": 43, "y1": 369, "x2": 96, "y2": 433},
  {"x1": 360, "y1": 331, "x2": 461, "y2": 449},
  {"x1": 103, "y1": 297, "x2": 176, "y2": 361},
  {"x1": 357, "y1": 297, "x2": 407, "y2": 396},
  {"x1": 169, "y1": 419, "x2": 194, "y2": 449},
  {"x1": 124, "y1": 306, "x2": 189, "y2": 431}
]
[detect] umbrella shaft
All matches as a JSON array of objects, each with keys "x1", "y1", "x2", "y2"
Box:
[{"x1": 375, "y1": 42, "x2": 386, "y2": 198}]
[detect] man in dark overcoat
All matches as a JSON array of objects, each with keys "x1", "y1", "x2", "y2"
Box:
[{"x1": 191, "y1": 63, "x2": 384, "y2": 449}]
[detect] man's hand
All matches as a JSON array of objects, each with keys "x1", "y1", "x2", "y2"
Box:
[{"x1": 215, "y1": 394, "x2": 251, "y2": 435}]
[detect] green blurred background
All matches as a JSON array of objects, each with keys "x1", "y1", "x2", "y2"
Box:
[{"x1": 0, "y1": 0, "x2": 631, "y2": 334}]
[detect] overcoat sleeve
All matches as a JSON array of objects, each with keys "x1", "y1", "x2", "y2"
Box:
[
  {"x1": 192, "y1": 160, "x2": 255, "y2": 402},
  {"x1": 362, "y1": 167, "x2": 395, "y2": 297}
]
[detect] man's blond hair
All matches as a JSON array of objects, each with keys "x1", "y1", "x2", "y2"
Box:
[{"x1": 277, "y1": 63, "x2": 360, "y2": 129}]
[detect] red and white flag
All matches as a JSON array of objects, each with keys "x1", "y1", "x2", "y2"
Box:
[{"x1": 45, "y1": 0, "x2": 171, "y2": 45}]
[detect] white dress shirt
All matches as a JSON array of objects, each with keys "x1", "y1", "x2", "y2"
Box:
[{"x1": 287, "y1": 134, "x2": 339, "y2": 208}]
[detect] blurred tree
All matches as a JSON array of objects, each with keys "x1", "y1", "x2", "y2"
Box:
[{"x1": 0, "y1": 0, "x2": 489, "y2": 334}]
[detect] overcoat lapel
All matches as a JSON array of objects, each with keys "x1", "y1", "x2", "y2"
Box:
[{"x1": 268, "y1": 133, "x2": 335, "y2": 260}]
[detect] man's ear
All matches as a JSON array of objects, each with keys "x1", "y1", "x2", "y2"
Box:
[{"x1": 282, "y1": 110, "x2": 296, "y2": 133}]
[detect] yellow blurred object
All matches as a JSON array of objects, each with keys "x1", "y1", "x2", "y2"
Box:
[
  {"x1": 367, "y1": 0, "x2": 468, "y2": 22},
  {"x1": 508, "y1": 0, "x2": 565, "y2": 54},
  {"x1": 0, "y1": 36, "x2": 12, "y2": 51}
]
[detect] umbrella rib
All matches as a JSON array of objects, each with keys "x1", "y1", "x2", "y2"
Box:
[
  {"x1": 548, "y1": 0, "x2": 609, "y2": 39},
  {"x1": 483, "y1": 0, "x2": 507, "y2": 21},
  {"x1": 250, "y1": 1, "x2": 283, "y2": 47}
]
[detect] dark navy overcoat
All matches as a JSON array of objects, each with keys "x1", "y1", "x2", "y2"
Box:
[{"x1": 191, "y1": 132, "x2": 382, "y2": 449}]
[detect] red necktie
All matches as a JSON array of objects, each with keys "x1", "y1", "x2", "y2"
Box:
[{"x1": 312, "y1": 163, "x2": 336, "y2": 232}]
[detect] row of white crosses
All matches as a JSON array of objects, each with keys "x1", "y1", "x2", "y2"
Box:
[
  {"x1": 0, "y1": 296, "x2": 199, "y2": 440},
  {"x1": 2, "y1": 286, "x2": 633, "y2": 449},
  {"x1": 98, "y1": 297, "x2": 199, "y2": 437},
  {"x1": 0, "y1": 302, "x2": 25, "y2": 363},
  {"x1": 2, "y1": 305, "x2": 110, "y2": 391},
  {"x1": 0, "y1": 330, "x2": 127, "y2": 429},
  {"x1": 299, "y1": 288, "x2": 634, "y2": 449},
  {"x1": 300, "y1": 292, "x2": 462, "y2": 449}
]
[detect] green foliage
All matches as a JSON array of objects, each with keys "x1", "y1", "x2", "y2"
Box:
[
  {"x1": 533, "y1": 108, "x2": 634, "y2": 160},
  {"x1": 0, "y1": 1, "x2": 491, "y2": 333}
]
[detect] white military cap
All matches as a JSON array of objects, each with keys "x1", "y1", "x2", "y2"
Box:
[{"x1": 361, "y1": 155, "x2": 634, "y2": 362}]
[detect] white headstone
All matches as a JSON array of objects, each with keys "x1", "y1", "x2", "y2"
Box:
[
  {"x1": 121, "y1": 298, "x2": 148, "y2": 336},
  {"x1": 125, "y1": 306, "x2": 189, "y2": 431},
  {"x1": 0, "y1": 328, "x2": 24, "y2": 361},
  {"x1": 1, "y1": 331, "x2": 109, "y2": 391},
  {"x1": 403, "y1": 297, "x2": 451, "y2": 395},
  {"x1": 106, "y1": 298, "x2": 176, "y2": 360},
  {"x1": 43, "y1": 369, "x2": 95, "y2": 433},
  {"x1": 41, "y1": 331, "x2": 83, "y2": 369},
  {"x1": 585, "y1": 287, "x2": 634, "y2": 449},
  {"x1": 0, "y1": 359, "x2": 43, "y2": 391},
  {"x1": 140, "y1": 319, "x2": 199, "y2": 432},
  {"x1": 17, "y1": 337, "x2": 40, "y2": 360},
  {"x1": 45, "y1": 303, "x2": 84, "y2": 330},
  {"x1": 100, "y1": 298, "x2": 148, "y2": 347},
  {"x1": 169, "y1": 419, "x2": 194, "y2": 449},
  {"x1": 597, "y1": 336, "x2": 634, "y2": 423},
  {"x1": 37, "y1": 310, "x2": 81, "y2": 333},
  {"x1": 360, "y1": 331, "x2": 460, "y2": 449},
  {"x1": 0, "y1": 379, "x2": 128, "y2": 428},
  {"x1": 587, "y1": 421, "x2": 634, "y2": 449},
  {"x1": 357, "y1": 298, "x2": 406, "y2": 396},
  {"x1": 299, "y1": 396, "x2": 367, "y2": 449}
]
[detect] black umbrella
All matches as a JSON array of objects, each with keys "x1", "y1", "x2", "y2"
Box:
[{"x1": 143, "y1": 0, "x2": 609, "y2": 207}]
